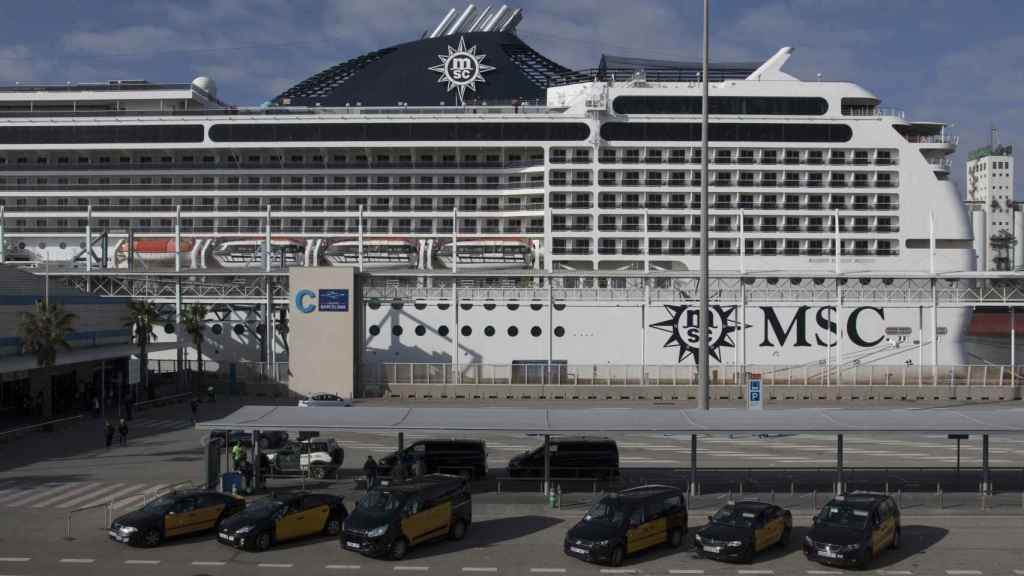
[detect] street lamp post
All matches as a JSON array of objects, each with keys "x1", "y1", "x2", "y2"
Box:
[{"x1": 697, "y1": 0, "x2": 711, "y2": 410}]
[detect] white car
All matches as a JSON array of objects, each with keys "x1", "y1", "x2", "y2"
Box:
[
  {"x1": 298, "y1": 393, "x2": 352, "y2": 407},
  {"x1": 266, "y1": 437, "x2": 345, "y2": 479}
]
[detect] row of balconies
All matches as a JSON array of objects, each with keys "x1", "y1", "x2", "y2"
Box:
[
  {"x1": 2, "y1": 222, "x2": 546, "y2": 235},
  {"x1": 0, "y1": 159, "x2": 546, "y2": 172},
  {"x1": 0, "y1": 202, "x2": 549, "y2": 213},
  {"x1": 554, "y1": 200, "x2": 899, "y2": 211},
  {"x1": 0, "y1": 180, "x2": 546, "y2": 192},
  {"x1": 591, "y1": 151, "x2": 898, "y2": 166}
]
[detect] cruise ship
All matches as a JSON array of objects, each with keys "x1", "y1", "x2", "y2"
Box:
[{"x1": 0, "y1": 5, "x2": 973, "y2": 372}]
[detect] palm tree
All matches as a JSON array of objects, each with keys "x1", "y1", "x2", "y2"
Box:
[
  {"x1": 17, "y1": 301, "x2": 76, "y2": 367},
  {"x1": 123, "y1": 301, "x2": 161, "y2": 399},
  {"x1": 181, "y1": 303, "x2": 209, "y2": 396}
]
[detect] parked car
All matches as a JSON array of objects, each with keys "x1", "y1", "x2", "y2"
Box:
[
  {"x1": 564, "y1": 484, "x2": 687, "y2": 566},
  {"x1": 298, "y1": 393, "x2": 352, "y2": 407},
  {"x1": 378, "y1": 439, "x2": 487, "y2": 480},
  {"x1": 109, "y1": 490, "x2": 245, "y2": 547},
  {"x1": 217, "y1": 492, "x2": 347, "y2": 552},
  {"x1": 266, "y1": 438, "x2": 346, "y2": 479},
  {"x1": 695, "y1": 501, "x2": 792, "y2": 562},
  {"x1": 804, "y1": 492, "x2": 901, "y2": 569},
  {"x1": 508, "y1": 437, "x2": 619, "y2": 478},
  {"x1": 342, "y1": 474, "x2": 471, "y2": 560},
  {"x1": 204, "y1": 430, "x2": 289, "y2": 450}
]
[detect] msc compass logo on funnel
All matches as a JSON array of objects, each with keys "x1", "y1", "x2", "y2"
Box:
[
  {"x1": 650, "y1": 304, "x2": 742, "y2": 363},
  {"x1": 429, "y1": 36, "x2": 495, "y2": 105}
]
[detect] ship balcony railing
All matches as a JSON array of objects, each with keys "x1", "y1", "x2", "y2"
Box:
[
  {"x1": 667, "y1": 179, "x2": 687, "y2": 186},
  {"x1": 621, "y1": 247, "x2": 643, "y2": 255},
  {"x1": 927, "y1": 158, "x2": 953, "y2": 169},
  {"x1": 413, "y1": 227, "x2": 433, "y2": 234},
  {"x1": 644, "y1": 179, "x2": 664, "y2": 187},
  {"x1": 761, "y1": 158, "x2": 778, "y2": 165},
  {"x1": 643, "y1": 157, "x2": 663, "y2": 164},
  {"x1": 713, "y1": 202, "x2": 733, "y2": 209},
  {"x1": 829, "y1": 158, "x2": 847, "y2": 165},
  {"x1": 852, "y1": 158, "x2": 871, "y2": 165},
  {"x1": 760, "y1": 225, "x2": 780, "y2": 232},
  {"x1": 548, "y1": 179, "x2": 568, "y2": 186},
  {"x1": 830, "y1": 180, "x2": 848, "y2": 188},
  {"x1": 598, "y1": 179, "x2": 617, "y2": 186},
  {"x1": 711, "y1": 248, "x2": 739, "y2": 255},
  {"x1": 479, "y1": 227, "x2": 501, "y2": 234},
  {"x1": 737, "y1": 180, "x2": 755, "y2": 187},
  {"x1": 714, "y1": 157, "x2": 733, "y2": 164},
  {"x1": 737, "y1": 157, "x2": 756, "y2": 165},
  {"x1": 552, "y1": 225, "x2": 592, "y2": 232},
  {"x1": 712, "y1": 224, "x2": 733, "y2": 232},
  {"x1": 571, "y1": 179, "x2": 592, "y2": 186},
  {"x1": 711, "y1": 179, "x2": 732, "y2": 187},
  {"x1": 524, "y1": 226, "x2": 544, "y2": 233},
  {"x1": 760, "y1": 180, "x2": 778, "y2": 187},
  {"x1": 807, "y1": 181, "x2": 825, "y2": 188},
  {"x1": 549, "y1": 202, "x2": 592, "y2": 209},
  {"x1": 597, "y1": 157, "x2": 617, "y2": 165},
  {"x1": 783, "y1": 179, "x2": 801, "y2": 187},
  {"x1": 621, "y1": 157, "x2": 641, "y2": 164},
  {"x1": 570, "y1": 158, "x2": 592, "y2": 164},
  {"x1": 0, "y1": 181, "x2": 546, "y2": 192},
  {"x1": 597, "y1": 247, "x2": 619, "y2": 255},
  {"x1": 551, "y1": 247, "x2": 592, "y2": 255},
  {"x1": 807, "y1": 159, "x2": 825, "y2": 165},
  {"x1": 875, "y1": 181, "x2": 896, "y2": 188},
  {"x1": 780, "y1": 202, "x2": 799, "y2": 210},
  {"x1": 783, "y1": 158, "x2": 801, "y2": 165},
  {"x1": 905, "y1": 134, "x2": 958, "y2": 145},
  {"x1": 620, "y1": 179, "x2": 642, "y2": 187},
  {"x1": 804, "y1": 225, "x2": 825, "y2": 232},
  {"x1": 852, "y1": 180, "x2": 870, "y2": 188},
  {"x1": 875, "y1": 158, "x2": 896, "y2": 165}
]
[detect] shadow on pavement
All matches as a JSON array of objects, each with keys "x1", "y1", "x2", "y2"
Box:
[
  {"x1": 871, "y1": 525, "x2": 949, "y2": 569},
  {"x1": 404, "y1": 515, "x2": 564, "y2": 559}
]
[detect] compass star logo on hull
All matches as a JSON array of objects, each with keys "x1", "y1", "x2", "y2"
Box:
[
  {"x1": 650, "y1": 304, "x2": 742, "y2": 363},
  {"x1": 429, "y1": 36, "x2": 495, "y2": 105}
]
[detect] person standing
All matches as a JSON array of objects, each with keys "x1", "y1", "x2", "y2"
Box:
[
  {"x1": 118, "y1": 418, "x2": 128, "y2": 446},
  {"x1": 363, "y1": 455, "x2": 378, "y2": 490},
  {"x1": 92, "y1": 396, "x2": 100, "y2": 418},
  {"x1": 231, "y1": 441, "x2": 244, "y2": 471},
  {"x1": 104, "y1": 420, "x2": 115, "y2": 448},
  {"x1": 190, "y1": 397, "x2": 200, "y2": 423}
]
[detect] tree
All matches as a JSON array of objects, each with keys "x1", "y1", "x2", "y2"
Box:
[
  {"x1": 123, "y1": 301, "x2": 161, "y2": 399},
  {"x1": 181, "y1": 303, "x2": 209, "y2": 396},
  {"x1": 17, "y1": 301, "x2": 76, "y2": 367}
]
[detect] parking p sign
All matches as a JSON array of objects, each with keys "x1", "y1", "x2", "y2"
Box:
[{"x1": 748, "y1": 373, "x2": 763, "y2": 410}]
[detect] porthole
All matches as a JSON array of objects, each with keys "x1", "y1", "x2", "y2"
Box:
[
  {"x1": 415, "y1": 325, "x2": 426, "y2": 336},
  {"x1": 507, "y1": 326, "x2": 519, "y2": 337},
  {"x1": 438, "y1": 303, "x2": 450, "y2": 311},
  {"x1": 391, "y1": 325, "x2": 403, "y2": 336},
  {"x1": 461, "y1": 325, "x2": 472, "y2": 337},
  {"x1": 812, "y1": 277, "x2": 826, "y2": 285},
  {"x1": 414, "y1": 302, "x2": 427, "y2": 310},
  {"x1": 484, "y1": 326, "x2": 495, "y2": 337},
  {"x1": 17, "y1": 242, "x2": 25, "y2": 250},
  {"x1": 369, "y1": 325, "x2": 381, "y2": 336},
  {"x1": 530, "y1": 302, "x2": 543, "y2": 311},
  {"x1": 460, "y1": 303, "x2": 472, "y2": 311},
  {"x1": 554, "y1": 326, "x2": 565, "y2": 337},
  {"x1": 37, "y1": 242, "x2": 46, "y2": 249},
  {"x1": 368, "y1": 301, "x2": 381, "y2": 310},
  {"x1": 507, "y1": 303, "x2": 519, "y2": 311},
  {"x1": 78, "y1": 242, "x2": 85, "y2": 249},
  {"x1": 391, "y1": 301, "x2": 403, "y2": 310},
  {"x1": 163, "y1": 323, "x2": 175, "y2": 334},
  {"x1": 789, "y1": 278, "x2": 801, "y2": 285},
  {"x1": 484, "y1": 302, "x2": 496, "y2": 311},
  {"x1": 211, "y1": 324, "x2": 223, "y2": 335},
  {"x1": 531, "y1": 326, "x2": 542, "y2": 337},
  {"x1": 59, "y1": 242, "x2": 67, "y2": 249},
  {"x1": 233, "y1": 324, "x2": 246, "y2": 336},
  {"x1": 553, "y1": 303, "x2": 566, "y2": 311},
  {"x1": 766, "y1": 277, "x2": 779, "y2": 285},
  {"x1": 858, "y1": 277, "x2": 872, "y2": 286},
  {"x1": 438, "y1": 325, "x2": 450, "y2": 337}
]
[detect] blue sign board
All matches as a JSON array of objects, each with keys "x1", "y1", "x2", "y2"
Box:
[
  {"x1": 748, "y1": 375, "x2": 763, "y2": 410},
  {"x1": 317, "y1": 288, "x2": 349, "y2": 312}
]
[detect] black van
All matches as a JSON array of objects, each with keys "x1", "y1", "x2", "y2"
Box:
[
  {"x1": 342, "y1": 474, "x2": 472, "y2": 560},
  {"x1": 564, "y1": 485, "x2": 687, "y2": 566},
  {"x1": 508, "y1": 437, "x2": 619, "y2": 478},
  {"x1": 378, "y1": 439, "x2": 487, "y2": 480}
]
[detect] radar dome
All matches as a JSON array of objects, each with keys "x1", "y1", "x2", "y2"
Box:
[{"x1": 191, "y1": 76, "x2": 217, "y2": 97}]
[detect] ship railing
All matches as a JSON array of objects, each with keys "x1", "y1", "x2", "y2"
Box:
[{"x1": 376, "y1": 363, "x2": 1024, "y2": 388}]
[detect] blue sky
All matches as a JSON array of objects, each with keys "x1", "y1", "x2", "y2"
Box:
[{"x1": 0, "y1": 0, "x2": 1021, "y2": 196}]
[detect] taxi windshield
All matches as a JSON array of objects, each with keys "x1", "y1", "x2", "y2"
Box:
[
  {"x1": 711, "y1": 506, "x2": 758, "y2": 528},
  {"x1": 582, "y1": 498, "x2": 626, "y2": 527},
  {"x1": 234, "y1": 499, "x2": 285, "y2": 521},
  {"x1": 141, "y1": 495, "x2": 178, "y2": 513},
  {"x1": 818, "y1": 503, "x2": 870, "y2": 529},
  {"x1": 357, "y1": 491, "x2": 401, "y2": 512}
]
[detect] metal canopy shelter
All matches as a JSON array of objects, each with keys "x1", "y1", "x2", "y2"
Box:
[{"x1": 197, "y1": 406, "x2": 1024, "y2": 496}]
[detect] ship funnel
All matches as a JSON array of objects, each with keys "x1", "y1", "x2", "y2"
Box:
[
  {"x1": 430, "y1": 8, "x2": 457, "y2": 38},
  {"x1": 468, "y1": 5, "x2": 492, "y2": 32},
  {"x1": 481, "y1": 4, "x2": 507, "y2": 32},
  {"x1": 447, "y1": 4, "x2": 477, "y2": 35}
]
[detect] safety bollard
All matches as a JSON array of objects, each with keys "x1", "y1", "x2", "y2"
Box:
[
  {"x1": 938, "y1": 486, "x2": 943, "y2": 509},
  {"x1": 497, "y1": 480, "x2": 501, "y2": 495},
  {"x1": 790, "y1": 481, "x2": 795, "y2": 496},
  {"x1": 738, "y1": 480, "x2": 743, "y2": 496},
  {"x1": 811, "y1": 489, "x2": 817, "y2": 513},
  {"x1": 885, "y1": 481, "x2": 889, "y2": 495},
  {"x1": 728, "y1": 489, "x2": 733, "y2": 502},
  {"x1": 770, "y1": 489, "x2": 775, "y2": 504}
]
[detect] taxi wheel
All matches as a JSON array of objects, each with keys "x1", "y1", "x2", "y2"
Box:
[
  {"x1": 254, "y1": 531, "x2": 272, "y2": 552},
  {"x1": 310, "y1": 466, "x2": 326, "y2": 480},
  {"x1": 779, "y1": 526, "x2": 791, "y2": 547},
  {"x1": 609, "y1": 546, "x2": 624, "y2": 567},
  {"x1": 450, "y1": 519, "x2": 467, "y2": 541},
  {"x1": 891, "y1": 527, "x2": 901, "y2": 550},
  {"x1": 142, "y1": 528, "x2": 162, "y2": 548},
  {"x1": 668, "y1": 528, "x2": 684, "y2": 549},
  {"x1": 325, "y1": 517, "x2": 343, "y2": 536},
  {"x1": 389, "y1": 538, "x2": 409, "y2": 561}
]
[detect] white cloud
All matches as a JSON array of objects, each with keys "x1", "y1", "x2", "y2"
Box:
[{"x1": 63, "y1": 25, "x2": 183, "y2": 58}]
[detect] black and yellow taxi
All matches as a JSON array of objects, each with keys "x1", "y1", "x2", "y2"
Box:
[
  {"x1": 804, "y1": 492, "x2": 901, "y2": 569},
  {"x1": 342, "y1": 474, "x2": 472, "y2": 560},
  {"x1": 564, "y1": 485, "x2": 687, "y2": 567},
  {"x1": 217, "y1": 492, "x2": 348, "y2": 552},
  {"x1": 109, "y1": 490, "x2": 245, "y2": 547},
  {"x1": 695, "y1": 501, "x2": 792, "y2": 563}
]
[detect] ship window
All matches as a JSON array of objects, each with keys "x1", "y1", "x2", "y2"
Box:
[
  {"x1": 484, "y1": 326, "x2": 495, "y2": 337},
  {"x1": 438, "y1": 325, "x2": 449, "y2": 337},
  {"x1": 507, "y1": 326, "x2": 518, "y2": 337},
  {"x1": 531, "y1": 326, "x2": 542, "y2": 337},
  {"x1": 461, "y1": 326, "x2": 472, "y2": 337},
  {"x1": 415, "y1": 325, "x2": 426, "y2": 336},
  {"x1": 209, "y1": 122, "x2": 590, "y2": 142},
  {"x1": 391, "y1": 325, "x2": 403, "y2": 336},
  {"x1": 600, "y1": 123, "x2": 852, "y2": 143},
  {"x1": 613, "y1": 96, "x2": 829, "y2": 115},
  {"x1": 0, "y1": 125, "x2": 204, "y2": 144}
]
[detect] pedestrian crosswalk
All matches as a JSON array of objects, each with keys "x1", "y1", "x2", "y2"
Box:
[{"x1": 0, "y1": 479, "x2": 173, "y2": 511}]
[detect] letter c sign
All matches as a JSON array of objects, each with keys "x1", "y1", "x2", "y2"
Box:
[{"x1": 295, "y1": 289, "x2": 316, "y2": 314}]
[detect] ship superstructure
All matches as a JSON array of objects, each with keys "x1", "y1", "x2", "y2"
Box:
[{"x1": 0, "y1": 5, "x2": 972, "y2": 370}]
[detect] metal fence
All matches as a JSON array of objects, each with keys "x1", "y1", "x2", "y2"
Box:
[
  {"x1": 376, "y1": 363, "x2": 1024, "y2": 387},
  {"x1": 146, "y1": 359, "x2": 292, "y2": 398}
]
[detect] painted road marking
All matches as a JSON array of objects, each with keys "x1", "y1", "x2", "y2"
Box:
[
  {"x1": 806, "y1": 571, "x2": 842, "y2": 575},
  {"x1": 463, "y1": 569, "x2": 498, "y2": 573},
  {"x1": 878, "y1": 571, "x2": 913, "y2": 575},
  {"x1": 192, "y1": 561, "x2": 227, "y2": 566},
  {"x1": 125, "y1": 560, "x2": 161, "y2": 565},
  {"x1": 600, "y1": 570, "x2": 636, "y2": 574},
  {"x1": 394, "y1": 568, "x2": 429, "y2": 572},
  {"x1": 74, "y1": 483, "x2": 149, "y2": 510},
  {"x1": 59, "y1": 558, "x2": 95, "y2": 564},
  {"x1": 738, "y1": 571, "x2": 774, "y2": 575},
  {"x1": 31, "y1": 482, "x2": 100, "y2": 508},
  {"x1": 0, "y1": 558, "x2": 30, "y2": 562},
  {"x1": 258, "y1": 563, "x2": 294, "y2": 568},
  {"x1": 58, "y1": 483, "x2": 130, "y2": 509},
  {"x1": 530, "y1": 570, "x2": 567, "y2": 574},
  {"x1": 326, "y1": 566, "x2": 362, "y2": 570},
  {"x1": 669, "y1": 571, "x2": 705, "y2": 574},
  {"x1": 112, "y1": 483, "x2": 170, "y2": 510},
  {"x1": 946, "y1": 572, "x2": 981, "y2": 575}
]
